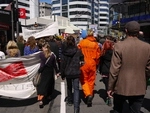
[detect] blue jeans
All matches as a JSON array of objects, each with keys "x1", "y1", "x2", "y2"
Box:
[{"x1": 66, "y1": 78, "x2": 80, "y2": 109}]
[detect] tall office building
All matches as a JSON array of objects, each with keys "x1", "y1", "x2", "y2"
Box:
[
  {"x1": 0, "y1": 0, "x2": 39, "y2": 19},
  {"x1": 52, "y1": 0, "x2": 109, "y2": 32},
  {"x1": 39, "y1": 2, "x2": 52, "y2": 17},
  {"x1": 99, "y1": 0, "x2": 109, "y2": 34}
]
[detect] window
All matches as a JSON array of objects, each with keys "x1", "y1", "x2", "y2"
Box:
[
  {"x1": 69, "y1": 4, "x2": 91, "y2": 9},
  {"x1": 54, "y1": 13, "x2": 60, "y2": 16},
  {"x1": 100, "y1": 24, "x2": 107, "y2": 26},
  {"x1": 62, "y1": 6, "x2": 68, "y2": 11},
  {"x1": 69, "y1": 11, "x2": 91, "y2": 16},
  {"x1": 18, "y1": 2, "x2": 29, "y2": 7},
  {"x1": 100, "y1": 9, "x2": 109, "y2": 12},
  {"x1": 100, "y1": 4, "x2": 108, "y2": 7},
  {"x1": 0, "y1": 0, "x2": 12, "y2": 4},
  {"x1": 52, "y1": 0, "x2": 60, "y2": 4},
  {"x1": 100, "y1": 19, "x2": 108, "y2": 21},
  {"x1": 52, "y1": 7, "x2": 60, "y2": 11},
  {"x1": 26, "y1": 10, "x2": 30, "y2": 13},
  {"x1": 62, "y1": 0, "x2": 68, "y2": 5},
  {"x1": 62, "y1": 12, "x2": 68, "y2": 17},
  {"x1": 70, "y1": 18, "x2": 90, "y2": 22},
  {"x1": 100, "y1": 14, "x2": 108, "y2": 16}
]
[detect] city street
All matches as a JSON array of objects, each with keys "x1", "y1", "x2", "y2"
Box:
[{"x1": 0, "y1": 73, "x2": 149, "y2": 113}]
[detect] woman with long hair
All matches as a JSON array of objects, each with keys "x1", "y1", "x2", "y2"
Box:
[
  {"x1": 16, "y1": 35, "x2": 25, "y2": 56},
  {"x1": 6, "y1": 40, "x2": 20, "y2": 57},
  {"x1": 24, "y1": 36, "x2": 39, "y2": 55},
  {"x1": 61, "y1": 36, "x2": 84, "y2": 113},
  {"x1": 99, "y1": 36, "x2": 114, "y2": 106},
  {"x1": 37, "y1": 42, "x2": 59, "y2": 108}
]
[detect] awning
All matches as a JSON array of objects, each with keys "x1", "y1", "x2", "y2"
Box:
[
  {"x1": 70, "y1": 24, "x2": 80, "y2": 30},
  {"x1": 65, "y1": 26, "x2": 75, "y2": 34},
  {"x1": 58, "y1": 26, "x2": 66, "y2": 29}
]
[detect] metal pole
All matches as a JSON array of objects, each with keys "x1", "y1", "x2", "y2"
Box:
[
  {"x1": 11, "y1": 1, "x2": 14, "y2": 40},
  {"x1": 16, "y1": 0, "x2": 19, "y2": 38}
]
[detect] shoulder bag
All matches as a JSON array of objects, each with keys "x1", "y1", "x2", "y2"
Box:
[{"x1": 33, "y1": 54, "x2": 51, "y2": 87}]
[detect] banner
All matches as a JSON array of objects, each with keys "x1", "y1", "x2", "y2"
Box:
[
  {"x1": 22, "y1": 22, "x2": 59, "y2": 40},
  {"x1": 0, "y1": 52, "x2": 41, "y2": 99}
]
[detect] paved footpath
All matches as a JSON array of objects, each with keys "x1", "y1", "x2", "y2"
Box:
[{"x1": 0, "y1": 73, "x2": 149, "y2": 113}]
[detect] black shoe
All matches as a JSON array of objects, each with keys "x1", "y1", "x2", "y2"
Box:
[
  {"x1": 67, "y1": 100, "x2": 73, "y2": 106},
  {"x1": 74, "y1": 108, "x2": 80, "y2": 113},
  {"x1": 65, "y1": 96, "x2": 73, "y2": 106},
  {"x1": 39, "y1": 101, "x2": 44, "y2": 108},
  {"x1": 87, "y1": 95, "x2": 93, "y2": 107}
]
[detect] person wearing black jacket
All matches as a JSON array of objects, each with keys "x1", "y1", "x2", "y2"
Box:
[
  {"x1": 99, "y1": 39, "x2": 114, "y2": 106},
  {"x1": 60, "y1": 36, "x2": 84, "y2": 113}
]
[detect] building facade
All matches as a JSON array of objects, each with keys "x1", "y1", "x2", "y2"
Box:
[
  {"x1": 0, "y1": 0, "x2": 39, "y2": 19},
  {"x1": 99, "y1": 0, "x2": 109, "y2": 34},
  {"x1": 39, "y1": 2, "x2": 52, "y2": 17},
  {"x1": 52, "y1": 0, "x2": 109, "y2": 31},
  {"x1": 110, "y1": 0, "x2": 150, "y2": 42}
]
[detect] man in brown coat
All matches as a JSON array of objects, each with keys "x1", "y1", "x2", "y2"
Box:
[{"x1": 107, "y1": 21, "x2": 150, "y2": 113}]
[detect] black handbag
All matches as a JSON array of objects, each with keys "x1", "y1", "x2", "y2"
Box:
[{"x1": 32, "y1": 55, "x2": 51, "y2": 87}]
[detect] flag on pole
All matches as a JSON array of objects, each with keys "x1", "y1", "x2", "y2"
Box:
[
  {"x1": 18, "y1": 8, "x2": 26, "y2": 19},
  {"x1": 4, "y1": 2, "x2": 12, "y2": 11}
]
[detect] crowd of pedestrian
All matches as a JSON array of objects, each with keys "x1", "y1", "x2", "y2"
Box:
[{"x1": 0, "y1": 21, "x2": 149, "y2": 113}]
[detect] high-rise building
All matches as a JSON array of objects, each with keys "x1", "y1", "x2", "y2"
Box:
[
  {"x1": 99, "y1": 0, "x2": 109, "y2": 34},
  {"x1": 0, "y1": 0, "x2": 39, "y2": 19},
  {"x1": 39, "y1": 2, "x2": 52, "y2": 17},
  {"x1": 52, "y1": 0, "x2": 109, "y2": 32}
]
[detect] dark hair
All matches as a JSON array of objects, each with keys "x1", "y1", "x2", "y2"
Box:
[
  {"x1": 126, "y1": 31, "x2": 139, "y2": 37},
  {"x1": 66, "y1": 36, "x2": 75, "y2": 46},
  {"x1": 125, "y1": 21, "x2": 140, "y2": 37},
  {"x1": 37, "y1": 39, "x2": 45, "y2": 50}
]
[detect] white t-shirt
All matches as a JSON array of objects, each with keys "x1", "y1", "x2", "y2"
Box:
[{"x1": 0, "y1": 51, "x2": 6, "y2": 60}]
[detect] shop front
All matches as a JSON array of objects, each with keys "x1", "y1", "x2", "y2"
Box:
[{"x1": 0, "y1": 9, "x2": 11, "y2": 52}]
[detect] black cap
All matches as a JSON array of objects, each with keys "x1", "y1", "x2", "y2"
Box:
[{"x1": 125, "y1": 21, "x2": 140, "y2": 33}]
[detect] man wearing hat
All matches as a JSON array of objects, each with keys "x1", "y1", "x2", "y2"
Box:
[{"x1": 107, "y1": 21, "x2": 150, "y2": 113}]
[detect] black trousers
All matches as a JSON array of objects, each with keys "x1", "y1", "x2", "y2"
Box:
[{"x1": 113, "y1": 94, "x2": 144, "y2": 113}]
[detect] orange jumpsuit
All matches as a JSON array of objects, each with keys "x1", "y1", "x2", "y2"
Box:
[{"x1": 78, "y1": 36, "x2": 101, "y2": 97}]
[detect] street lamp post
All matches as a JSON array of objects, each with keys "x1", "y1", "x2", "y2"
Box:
[
  {"x1": 16, "y1": 0, "x2": 19, "y2": 38},
  {"x1": 11, "y1": 1, "x2": 15, "y2": 40}
]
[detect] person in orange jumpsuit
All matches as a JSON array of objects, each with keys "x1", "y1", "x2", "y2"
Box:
[{"x1": 78, "y1": 29, "x2": 101, "y2": 107}]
